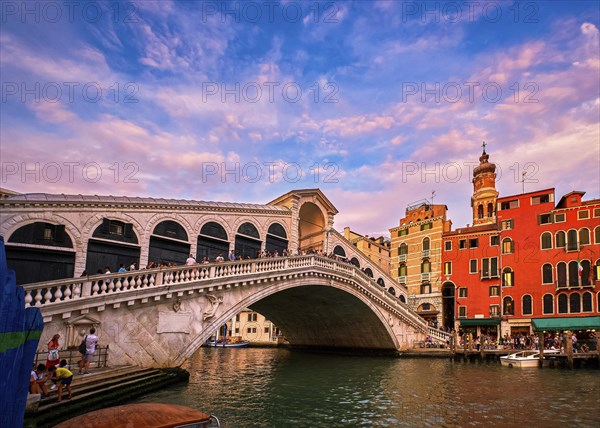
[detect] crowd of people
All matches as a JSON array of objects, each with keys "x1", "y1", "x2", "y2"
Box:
[
  {"x1": 457, "y1": 331, "x2": 596, "y2": 352},
  {"x1": 84, "y1": 247, "x2": 363, "y2": 278},
  {"x1": 29, "y1": 328, "x2": 99, "y2": 402}
]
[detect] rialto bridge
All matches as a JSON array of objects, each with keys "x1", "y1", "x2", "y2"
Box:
[{"x1": 0, "y1": 189, "x2": 449, "y2": 367}]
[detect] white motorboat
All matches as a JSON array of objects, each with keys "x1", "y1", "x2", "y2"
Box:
[{"x1": 500, "y1": 349, "x2": 559, "y2": 368}]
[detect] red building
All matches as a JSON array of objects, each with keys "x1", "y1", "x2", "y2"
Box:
[
  {"x1": 441, "y1": 149, "x2": 600, "y2": 339},
  {"x1": 496, "y1": 189, "x2": 600, "y2": 335}
]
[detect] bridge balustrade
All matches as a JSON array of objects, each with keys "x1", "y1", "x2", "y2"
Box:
[{"x1": 22, "y1": 255, "x2": 431, "y2": 335}]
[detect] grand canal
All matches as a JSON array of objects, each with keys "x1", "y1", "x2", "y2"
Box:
[{"x1": 134, "y1": 348, "x2": 600, "y2": 427}]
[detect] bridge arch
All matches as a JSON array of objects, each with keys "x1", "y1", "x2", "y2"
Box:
[{"x1": 179, "y1": 277, "x2": 401, "y2": 363}]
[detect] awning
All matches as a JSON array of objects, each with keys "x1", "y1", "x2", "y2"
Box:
[
  {"x1": 417, "y1": 310, "x2": 440, "y2": 316},
  {"x1": 531, "y1": 316, "x2": 600, "y2": 331},
  {"x1": 460, "y1": 318, "x2": 501, "y2": 327}
]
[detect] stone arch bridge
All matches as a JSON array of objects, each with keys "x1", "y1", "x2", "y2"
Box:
[{"x1": 22, "y1": 255, "x2": 449, "y2": 367}]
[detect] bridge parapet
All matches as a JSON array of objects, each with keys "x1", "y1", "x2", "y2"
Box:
[{"x1": 23, "y1": 255, "x2": 429, "y2": 334}]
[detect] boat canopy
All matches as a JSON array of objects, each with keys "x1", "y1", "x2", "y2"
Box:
[
  {"x1": 459, "y1": 318, "x2": 501, "y2": 326},
  {"x1": 531, "y1": 316, "x2": 600, "y2": 331}
]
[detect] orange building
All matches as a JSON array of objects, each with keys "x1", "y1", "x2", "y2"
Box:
[{"x1": 342, "y1": 227, "x2": 390, "y2": 272}]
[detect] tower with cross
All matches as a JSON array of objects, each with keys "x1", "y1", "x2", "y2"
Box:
[{"x1": 471, "y1": 143, "x2": 498, "y2": 226}]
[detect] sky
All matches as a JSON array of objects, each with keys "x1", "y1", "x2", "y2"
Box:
[{"x1": 1, "y1": 0, "x2": 599, "y2": 237}]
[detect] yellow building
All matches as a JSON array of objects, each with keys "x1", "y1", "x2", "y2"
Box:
[
  {"x1": 342, "y1": 227, "x2": 391, "y2": 272},
  {"x1": 227, "y1": 309, "x2": 284, "y2": 345},
  {"x1": 389, "y1": 201, "x2": 452, "y2": 328}
]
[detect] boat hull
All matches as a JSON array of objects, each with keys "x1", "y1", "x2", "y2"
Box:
[{"x1": 205, "y1": 340, "x2": 250, "y2": 348}]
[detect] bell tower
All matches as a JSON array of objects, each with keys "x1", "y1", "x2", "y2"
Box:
[{"x1": 471, "y1": 142, "x2": 498, "y2": 226}]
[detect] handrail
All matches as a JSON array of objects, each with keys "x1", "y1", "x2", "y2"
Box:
[
  {"x1": 22, "y1": 255, "x2": 430, "y2": 334},
  {"x1": 328, "y1": 229, "x2": 408, "y2": 293}
]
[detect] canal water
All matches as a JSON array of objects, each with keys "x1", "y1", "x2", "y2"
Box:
[{"x1": 135, "y1": 348, "x2": 600, "y2": 427}]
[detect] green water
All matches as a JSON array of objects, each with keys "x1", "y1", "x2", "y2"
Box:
[{"x1": 135, "y1": 348, "x2": 600, "y2": 427}]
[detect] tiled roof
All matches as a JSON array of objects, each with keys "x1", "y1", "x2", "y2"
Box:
[{"x1": 3, "y1": 193, "x2": 290, "y2": 212}]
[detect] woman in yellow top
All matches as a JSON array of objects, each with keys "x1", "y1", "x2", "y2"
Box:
[{"x1": 49, "y1": 360, "x2": 73, "y2": 402}]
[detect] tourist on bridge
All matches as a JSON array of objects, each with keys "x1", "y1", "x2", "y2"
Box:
[
  {"x1": 29, "y1": 364, "x2": 49, "y2": 397},
  {"x1": 78, "y1": 328, "x2": 98, "y2": 375},
  {"x1": 118, "y1": 263, "x2": 127, "y2": 273},
  {"x1": 46, "y1": 334, "x2": 61, "y2": 369},
  {"x1": 229, "y1": 250, "x2": 236, "y2": 261},
  {"x1": 186, "y1": 254, "x2": 197, "y2": 265},
  {"x1": 49, "y1": 360, "x2": 73, "y2": 402}
]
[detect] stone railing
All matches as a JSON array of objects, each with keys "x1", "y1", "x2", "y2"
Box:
[
  {"x1": 22, "y1": 255, "x2": 429, "y2": 333},
  {"x1": 427, "y1": 326, "x2": 452, "y2": 343},
  {"x1": 328, "y1": 229, "x2": 408, "y2": 294}
]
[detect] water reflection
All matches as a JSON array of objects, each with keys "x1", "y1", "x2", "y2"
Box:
[{"x1": 134, "y1": 348, "x2": 600, "y2": 427}]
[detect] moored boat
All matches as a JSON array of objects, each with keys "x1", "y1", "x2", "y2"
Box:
[
  {"x1": 205, "y1": 339, "x2": 250, "y2": 348},
  {"x1": 500, "y1": 349, "x2": 559, "y2": 368},
  {"x1": 53, "y1": 403, "x2": 219, "y2": 427}
]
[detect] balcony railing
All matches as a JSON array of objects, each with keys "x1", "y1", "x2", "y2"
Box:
[
  {"x1": 556, "y1": 280, "x2": 595, "y2": 290},
  {"x1": 398, "y1": 276, "x2": 406, "y2": 284},
  {"x1": 421, "y1": 273, "x2": 430, "y2": 281},
  {"x1": 398, "y1": 254, "x2": 407, "y2": 262},
  {"x1": 421, "y1": 250, "x2": 430, "y2": 258}
]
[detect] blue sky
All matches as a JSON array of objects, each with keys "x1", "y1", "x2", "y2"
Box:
[{"x1": 1, "y1": 0, "x2": 599, "y2": 236}]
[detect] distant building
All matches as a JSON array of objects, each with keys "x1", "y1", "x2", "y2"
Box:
[
  {"x1": 342, "y1": 227, "x2": 390, "y2": 272},
  {"x1": 227, "y1": 309, "x2": 283, "y2": 344},
  {"x1": 390, "y1": 201, "x2": 452, "y2": 328},
  {"x1": 0, "y1": 187, "x2": 19, "y2": 199}
]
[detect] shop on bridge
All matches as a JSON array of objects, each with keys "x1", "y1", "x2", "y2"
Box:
[
  {"x1": 86, "y1": 219, "x2": 140, "y2": 274},
  {"x1": 235, "y1": 222, "x2": 262, "y2": 259},
  {"x1": 197, "y1": 221, "x2": 230, "y2": 261},
  {"x1": 6, "y1": 222, "x2": 75, "y2": 284},
  {"x1": 148, "y1": 220, "x2": 190, "y2": 265}
]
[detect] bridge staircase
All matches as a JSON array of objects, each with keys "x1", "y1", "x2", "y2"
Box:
[{"x1": 25, "y1": 365, "x2": 188, "y2": 427}]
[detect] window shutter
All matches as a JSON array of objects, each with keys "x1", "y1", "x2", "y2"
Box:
[
  {"x1": 54, "y1": 225, "x2": 65, "y2": 242},
  {"x1": 101, "y1": 218, "x2": 110, "y2": 234}
]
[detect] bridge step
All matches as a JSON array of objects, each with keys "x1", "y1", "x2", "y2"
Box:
[{"x1": 25, "y1": 366, "x2": 189, "y2": 428}]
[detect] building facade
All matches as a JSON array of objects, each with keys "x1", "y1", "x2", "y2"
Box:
[
  {"x1": 390, "y1": 202, "x2": 452, "y2": 328},
  {"x1": 441, "y1": 149, "x2": 600, "y2": 338},
  {"x1": 342, "y1": 227, "x2": 390, "y2": 272}
]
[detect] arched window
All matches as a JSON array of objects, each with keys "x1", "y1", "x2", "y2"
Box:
[
  {"x1": 568, "y1": 261, "x2": 579, "y2": 286},
  {"x1": 569, "y1": 293, "x2": 581, "y2": 313},
  {"x1": 399, "y1": 295, "x2": 406, "y2": 303},
  {"x1": 487, "y1": 203, "x2": 494, "y2": 217},
  {"x1": 398, "y1": 243, "x2": 408, "y2": 257},
  {"x1": 557, "y1": 262, "x2": 567, "y2": 287},
  {"x1": 478, "y1": 205, "x2": 484, "y2": 219},
  {"x1": 579, "y1": 228, "x2": 590, "y2": 246},
  {"x1": 595, "y1": 226, "x2": 600, "y2": 244},
  {"x1": 364, "y1": 268, "x2": 374, "y2": 278},
  {"x1": 555, "y1": 231, "x2": 566, "y2": 248},
  {"x1": 581, "y1": 260, "x2": 591, "y2": 286},
  {"x1": 503, "y1": 296, "x2": 514, "y2": 315},
  {"x1": 333, "y1": 245, "x2": 346, "y2": 257},
  {"x1": 582, "y1": 292, "x2": 593, "y2": 312},
  {"x1": 388, "y1": 287, "x2": 396, "y2": 296},
  {"x1": 398, "y1": 264, "x2": 407, "y2": 277},
  {"x1": 595, "y1": 259, "x2": 600, "y2": 281},
  {"x1": 377, "y1": 278, "x2": 385, "y2": 287},
  {"x1": 542, "y1": 264, "x2": 553, "y2": 284},
  {"x1": 502, "y1": 238, "x2": 514, "y2": 254},
  {"x1": 350, "y1": 257, "x2": 360, "y2": 268},
  {"x1": 567, "y1": 229, "x2": 578, "y2": 251},
  {"x1": 422, "y1": 237, "x2": 430, "y2": 252},
  {"x1": 421, "y1": 259, "x2": 431, "y2": 273},
  {"x1": 502, "y1": 267, "x2": 514, "y2": 287},
  {"x1": 558, "y1": 294, "x2": 568, "y2": 313},
  {"x1": 522, "y1": 295, "x2": 532, "y2": 315},
  {"x1": 543, "y1": 294, "x2": 554, "y2": 314},
  {"x1": 541, "y1": 232, "x2": 552, "y2": 250}
]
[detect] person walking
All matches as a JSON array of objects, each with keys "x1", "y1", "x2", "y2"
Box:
[
  {"x1": 46, "y1": 334, "x2": 60, "y2": 370},
  {"x1": 78, "y1": 328, "x2": 98, "y2": 375}
]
